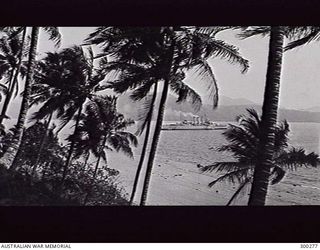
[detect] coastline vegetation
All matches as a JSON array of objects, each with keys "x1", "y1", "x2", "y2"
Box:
[{"x1": 0, "y1": 26, "x2": 318, "y2": 206}]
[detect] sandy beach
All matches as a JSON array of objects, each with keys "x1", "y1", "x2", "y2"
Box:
[{"x1": 111, "y1": 152, "x2": 320, "y2": 206}]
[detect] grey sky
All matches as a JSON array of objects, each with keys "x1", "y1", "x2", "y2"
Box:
[{"x1": 38, "y1": 27, "x2": 320, "y2": 110}]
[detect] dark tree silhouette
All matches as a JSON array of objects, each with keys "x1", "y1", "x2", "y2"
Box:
[{"x1": 198, "y1": 109, "x2": 319, "y2": 205}]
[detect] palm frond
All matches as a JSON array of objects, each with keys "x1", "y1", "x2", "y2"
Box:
[
  {"x1": 198, "y1": 161, "x2": 250, "y2": 173},
  {"x1": 196, "y1": 26, "x2": 234, "y2": 36},
  {"x1": 192, "y1": 59, "x2": 219, "y2": 108},
  {"x1": 116, "y1": 131, "x2": 138, "y2": 147},
  {"x1": 284, "y1": 26, "x2": 320, "y2": 51},
  {"x1": 207, "y1": 167, "x2": 251, "y2": 187},
  {"x1": 169, "y1": 79, "x2": 202, "y2": 111},
  {"x1": 204, "y1": 39, "x2": 249, "y2": 73},
  {"x1": 270, "y1": 165, "x2": 286, "y2": 185},
  {"x1": 275, "y1": 147, "x2": 320, "y2": 170},
  {"x1": 42, "y1": 27, "x2": 61, "y2": 47},
  {"x1": 130, "y1": 81, "x2": 155, "y2": 101},
  {"x1": 226, "y1": 177, "x2": 251, "y2": 206},
  {"x1": 238, "y1": 26, "x2": 270, "y2": 39},
  {"x1": 274, "y1": 120, "x2": 289, "y2": 153},
  {"x1": 136, "y1": 85, "x2": 157, "y2": 136}
]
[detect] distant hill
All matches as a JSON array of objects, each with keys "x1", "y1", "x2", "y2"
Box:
[
  {"x1": 202, "y1": 95, "x2": 257, "y2": 106},
  {"x1": 8, "y1": 93, "x2": 317, "y2": 123},
  {"x1": 117, "y1": 93, "x2": 320, "y2": 123},
  {"x1": 303, "y1": 106, "x2": 320, "y2": 113}
]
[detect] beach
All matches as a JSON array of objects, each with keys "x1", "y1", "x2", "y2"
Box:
[
  {"x1": 113, "y1": 152, "x2": 320, "y2": 206},
  {"x1": 108, "y1": 122, "x2": 320, "y2": 205}
]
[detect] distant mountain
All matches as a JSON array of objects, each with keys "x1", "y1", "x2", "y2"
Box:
[
  {"x1": 117, "y1": 94, "x2": 320, "y2": 123},
  {"x1": 202, "y1": 95, "x2": 257, "y2": 106},
  {"x1": 303, "y1": 106, "x2": 320, "y2": 113}
]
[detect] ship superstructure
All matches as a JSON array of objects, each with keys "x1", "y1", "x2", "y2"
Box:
[{"x1": 162, "y1": 115, "x2": 228, "y2": 131}]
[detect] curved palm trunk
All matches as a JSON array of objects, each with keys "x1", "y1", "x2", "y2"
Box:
[
  {"x1": 83, "y1": 135, "x2": 107, "y2": 205},
  {"x1": 140, "y1": 80, "x2": 170, "y2": 206},
  {"x1": 0, "y1": 28, "x2": 27, "y2": 126},
  {"x1": 83, "y1": 152, "x2": 90, "y2": 168},
  {"x1": 60, "y1": 105, "x2": 83, "y2": 189},
  {"x1": 140, "y1": 37, "x2": 175, "y2": 206},
  {"x1": 0, "y1": 27, "x2": 39, "y2": 169},
  {"x1": 31, "y1": 112, "x2": 53, "y2": 176},
  {"x1": 0, "y1": 69, "x2": 16, "y2": 124},
  {"x1": 248, "y1": 26, "x2": 285, "y2": 206},
  {"x1": 129, "y1": 83, "x2": 158, "y2": 205}
]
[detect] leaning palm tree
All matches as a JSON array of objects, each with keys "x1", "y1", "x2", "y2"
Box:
[
  {"x1": 69, "y1": 95, "x2": 137, "y2": 205},
  {"x1": 236, "y1": 26, "x2": 320, "y2": 205},
  {"x1": 198, "y1": 109, "x2": 319, "y2": 205},
  {"x1": 0, "y1": 27, "x2": 61, "y2": 169},
  {"x1": 129, "y1": 83, "x2": 158, "y2": 205},
  {"x1": 86, "y1": 26, "x2": 250, "y2": 205},
  {"x1": 28, "y1": 46, "x2": 108, "y2": 183},
  {"x1": 238, "y1": 26, "x2": 286, "y2": 205},
  {"x1": 0, "y1": 28, "x2": 27, "y2": 125}
]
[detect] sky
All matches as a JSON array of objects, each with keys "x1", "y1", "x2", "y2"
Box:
[{"x1": 35, "y1": 27, "x2": 320, "y2": 111}]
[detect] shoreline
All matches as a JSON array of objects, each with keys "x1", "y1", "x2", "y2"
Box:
[{"x1": 116, "y1": 154, "x2": 320, "y2": 206}]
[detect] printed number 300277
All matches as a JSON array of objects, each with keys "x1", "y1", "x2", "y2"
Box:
[{"x1": 301, "y1": 244, "x2": 318, "y2": 248}]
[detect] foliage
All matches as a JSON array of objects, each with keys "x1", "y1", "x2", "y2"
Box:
[
  {"x1": 31, "y1": 45, "x2": 107, "y2": 130},
  {"x1": 0, "y1": 122, "x2": 128, "y2": 205},
  {"x1": 198, "y1": 109, "x2": 320, "y2": 205},
  {"x1": 71, "y1": 95, "x2": 137, "y2": 162},
  {"x1": 86, "y1": 26, "x2": 249, "y2": 109}
]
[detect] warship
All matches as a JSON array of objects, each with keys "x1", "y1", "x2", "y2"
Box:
[{"x1": 161, "y1": 115, "x2": 228, "y2": 131}]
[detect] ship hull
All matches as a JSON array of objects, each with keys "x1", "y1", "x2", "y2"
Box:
[{"x1": 161, "y1": 126, "x2": 227, "y2": 131}]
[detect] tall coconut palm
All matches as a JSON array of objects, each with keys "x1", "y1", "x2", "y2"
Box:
[
  {"x1": 238, "y1": 26, "x2": 285, "y2": 205},
  {"x1": 69, "y1": 95, "x2": 137, "y2": 204},
  {"x1": 237, "y1": 26, "x2": 320, "y2": 205},
  {"x1": 198, "y1": 109, "x2": 319, "y2": 205},
  {"x1": 87, "y1": 26, "x2": 249, "y2": 205},
  {"x1": 30, "y1": 46, "x2": 109, "y2": 188},
  {"x1": 0, "y1": 27, "x2": 61, "y2": 169},
  {"x1": 140, "y1": 27, "x2": 249, "y2": 205},
  {"x1": 129, "y1": 83, "x2": 158, "y2": 205},
  {"x1": 0, "y1": 28, "x2": 27, "y2": 125}
]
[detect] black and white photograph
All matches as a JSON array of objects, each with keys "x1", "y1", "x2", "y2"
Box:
[
  {"x1": 0, "y1": 26, "x2": 319, "y2": 208},
  {"x1": 0, "y1": 0, "x2": 320, "y2": 245}
]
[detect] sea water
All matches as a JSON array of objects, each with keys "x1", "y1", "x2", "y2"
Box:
[{"x1": 108, "y1": 122, "x2": 320, "y2": 205}]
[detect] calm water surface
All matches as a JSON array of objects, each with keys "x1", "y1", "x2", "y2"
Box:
[{"x1": 106, "y1": 122, "x2": 320, "y2": 204}]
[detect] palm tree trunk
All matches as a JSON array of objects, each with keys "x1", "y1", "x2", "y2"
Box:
[
  {"x1": 31, "y1": 112, "x2": 53, "y2": 176},
  {"x1": 83, "y1": 135, "x2": 107, "y2": 205},
  {"x1": 60, "y1": 105, "x2": 83, "y2": 189},
  {"x1": 0, "y1": 27, "x2": 39, "y2": 169},
  {"x1": 139, "y1": 35, "x2": 175, "y2": 206},
  {"x1": 129, "y1": 83, "x2": 158, "y2": 205},
  {"x1": 0, "y1": 27, "x2": 27, "y2": 126},
  {"x1": 140, "y1": 80, "x2": 170, "y2": 206},
  {"x1": 83, "y1": 152, "x2": 90, "y2": 168},
  {"x1": 248, "y1": 26, "x2": 285, "y2": 206},
  {"x1": 0, "y1": 69, "x2": 15, "y2": 125}
]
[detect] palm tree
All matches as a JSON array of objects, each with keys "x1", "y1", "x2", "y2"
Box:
[
  {"x1": 237, "y1": 26, "x2": 285, "y2": 205},
  {"x1": 129, "y1": 83, "x2": 158, "y2": 205},
  {"x1": 0, "y1": 27, "x2": 61, "y2": 169},
  {"x1": 69, "y1": 95, "x2": 137, "y2": 204},
  {"x1": 28, "y1": 46, "x2": 108, "y2": 184},
  {"x1": 198, "y1": 109, "x2": 319, "y2": 205},
  {"x1": 0, "y1": 28, "x2": 27, "y2": 125},
  {"x1": 86, "y1": 26, "x2": 249, "y2": 205},
  {"x1": 236, "y1": 26, "x2": 320, "y2": 205}
]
